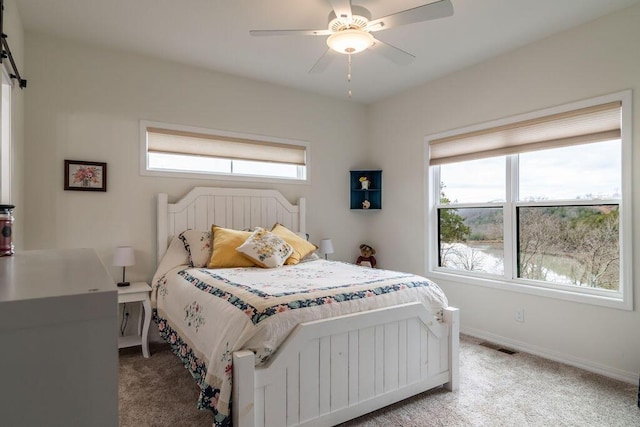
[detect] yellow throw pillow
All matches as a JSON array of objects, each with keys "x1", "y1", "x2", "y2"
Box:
[
  {"x1": 207, "y1": 226, "x2": 256, "y2": 268},
  {"x1": 236, "y1": 227, "x2": 294, "y2": 268},
  {"x1": 271, "y1": 223, "x2": 318, "y2": 265}
]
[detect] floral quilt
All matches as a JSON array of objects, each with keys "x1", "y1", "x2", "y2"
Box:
[{"x1": 151, "y1": 258, "x2": 448, "y2": 426}]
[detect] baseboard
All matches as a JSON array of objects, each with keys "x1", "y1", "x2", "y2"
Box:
[{"x1": 461, "y1": 326, "x2": 638, "y2": 385}]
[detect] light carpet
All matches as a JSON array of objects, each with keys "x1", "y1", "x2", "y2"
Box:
[{"x1": 119, "y1": 335, "x2": 640, "y2": 426}]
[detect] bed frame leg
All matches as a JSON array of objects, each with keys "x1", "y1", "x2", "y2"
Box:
[
  {"x1": 443, "y1": 307, "x2": 460, "y2": 391},
  {"x1": 232, "y1": 350, "x2": 255, "y2": 427}
]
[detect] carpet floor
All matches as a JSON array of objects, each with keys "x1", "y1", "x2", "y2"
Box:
[{"x1": 119, "y1": 335, "x2": 640, "y2": 426}]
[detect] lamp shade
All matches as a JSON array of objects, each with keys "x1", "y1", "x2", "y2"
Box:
[
  {"x1": 113, "y1": 246, "x2": 135, "y2": 267},
  {"x1": 319, "y1": 239, "x2": 334, "y2": 255}
]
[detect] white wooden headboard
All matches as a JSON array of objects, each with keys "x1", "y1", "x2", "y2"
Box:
[{"x1": 157, "y1": 187, "x2": 306, "y2": 262}]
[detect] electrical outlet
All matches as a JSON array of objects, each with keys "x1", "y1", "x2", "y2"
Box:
[{"x1": 515, "y1": 309, "x2": 524, "y2": 323}]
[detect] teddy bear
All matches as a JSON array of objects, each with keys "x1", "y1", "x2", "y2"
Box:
[{"x1": 356, "y1": 244, "x2": 377, "y2": 268}]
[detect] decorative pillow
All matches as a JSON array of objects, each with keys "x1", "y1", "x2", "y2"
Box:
[
  {"x1": 207, "y1": 226, "x2": 256, "y2": 268},
  {"x1": 179, "y1": 230, "x2": 212, "y2": 268},
  {"x1": 236, "y1": 227, "x2": 294, "y2": 268},
  {"x1": 271, "y1": 223, "x2": 318, "y2": 265}
]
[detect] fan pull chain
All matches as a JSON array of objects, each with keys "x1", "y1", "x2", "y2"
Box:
[{"x1": 347, "y1": 52, "x2": 352, "y2": 99}]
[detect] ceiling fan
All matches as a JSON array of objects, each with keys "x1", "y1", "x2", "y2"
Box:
[{"x1": 250, "y1": 0, "x2": 454, "y2": 97}]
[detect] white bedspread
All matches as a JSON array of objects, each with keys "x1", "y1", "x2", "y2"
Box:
[{"x1": 151, "y1": 256, "x2": 447, "y2": 421}]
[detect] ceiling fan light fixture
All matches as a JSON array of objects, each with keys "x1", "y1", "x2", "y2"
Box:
[{"x1": 326, "y1": 29, "x2": 374, "y2": 54}]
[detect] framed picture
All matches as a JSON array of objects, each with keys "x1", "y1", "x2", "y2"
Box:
[{"x1": 64, "y1": 160, "x2": 107, "y2": 192}]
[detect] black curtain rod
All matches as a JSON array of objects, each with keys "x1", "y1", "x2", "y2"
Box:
[
  {"x1": 0, "y1": 0, "x2": 26, "y2": 89},
  {"x1": 1, "y1": 34, "x2": 26, "y2": 88}
]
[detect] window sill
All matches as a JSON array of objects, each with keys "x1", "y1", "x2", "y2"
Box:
[
  {"x1": 140, "y1": 168, "x2": 309, "y2": 185},
  {"x1": 426, "y1": 269, "x2": 631, "y2": 311}
]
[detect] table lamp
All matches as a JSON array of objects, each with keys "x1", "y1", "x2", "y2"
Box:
[
  {"x1": 319, "y1": 238, "x2": 334, "y2": 260},
  {"x1": 113, "y1": 246, "x2": 135, "y2": 287}
]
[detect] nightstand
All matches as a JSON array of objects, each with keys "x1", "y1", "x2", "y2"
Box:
[{"x1": 117, "y1": 281, "x2": 151, "y2": 358}]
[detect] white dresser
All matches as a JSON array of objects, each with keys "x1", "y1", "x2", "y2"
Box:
[{"x1": 0, "y1": 248, "x2": 118, "y2": 427}]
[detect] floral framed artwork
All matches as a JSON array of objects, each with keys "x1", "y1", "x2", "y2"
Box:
[{"x1": 64, "y1": 160, "x2": 107, "y2": 192}]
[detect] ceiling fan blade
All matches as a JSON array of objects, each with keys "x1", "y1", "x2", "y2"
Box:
[
  {"x1": 250, "y1": 29, "x2": 331, "y2": 37},
  {"x1": 369, "y1": 38, "x2": 415, "y2": 65},
  {"x1": 367, "y1": 0, "x2": 453, "y2": 32},
  {"x1": 328, "y1": 0, "x2": 353, "y2": 22},
  {"x1": 309, "y1": 48, "x2": 337, "y2": 73}
]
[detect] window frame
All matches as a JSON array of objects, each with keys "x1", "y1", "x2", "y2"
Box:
[
  {"x1": 0, "y1": 64, "x2": 12, "y2": 203},
  {"x1": 139, "y1": 120, "x2": 310, "y2": 184},
  {"x1": 425, "y1": 90, "x2": 632, "y2": 310}
]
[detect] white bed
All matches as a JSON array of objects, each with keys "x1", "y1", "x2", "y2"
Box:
[{"x1": 153, "y1": 187, "x2": 459, "y2": 427}]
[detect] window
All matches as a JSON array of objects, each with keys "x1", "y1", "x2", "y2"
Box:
[
  {"x1": 426, "y1": 91, "x2": 632, "y2": 309},
  {"x1": 0, "y1": 68, "x2": 12, "y2": 203},
  {"x1": 140, "y1": 121, "x2": 309, "y2": 182}
]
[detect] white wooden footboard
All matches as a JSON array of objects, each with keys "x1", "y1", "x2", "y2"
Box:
[{"x1": 233, "y1": 303, "x2": 460, "y2": 427}]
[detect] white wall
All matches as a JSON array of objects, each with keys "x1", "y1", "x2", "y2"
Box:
[
  {"x1": 367, "y1": 4, "x2": 640, "y2": 382},
  {"x1": 23, "y1": 34, "x2": 368, "y2": 282},
  {"x1": 3, "y1": 0, "x2": 24, "y2": 249}
]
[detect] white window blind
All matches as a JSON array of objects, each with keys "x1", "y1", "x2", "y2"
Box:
[
  {"x1": 429, "y1": 101, "x2": 621, "y2": 165},
  {"x1": 147, "y1": 127, "x2": 306, "y2": 166}
]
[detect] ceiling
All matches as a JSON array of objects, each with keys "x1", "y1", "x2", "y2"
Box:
[{"x1": 14, "y1": 0, "x2": 640, "y2": 104}]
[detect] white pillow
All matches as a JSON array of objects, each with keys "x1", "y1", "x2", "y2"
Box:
[
  {"x1": 236, "y1": 227, "x2": 294, "y2": 268},
  {"x1": 300, "y1": 252, "x2": 321, "y2": 262},
  {"x1": 152, "y1": 235, "x2": 189, "y2": 289},
  {"x1": 179, "y1": 230, "x2": 212, "y2": 268}
]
